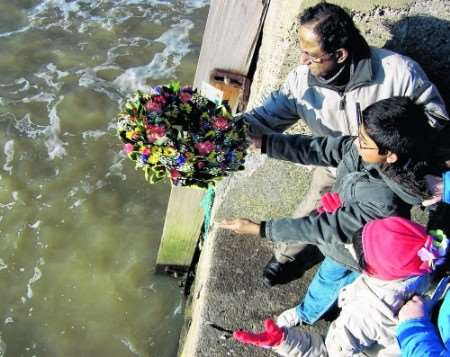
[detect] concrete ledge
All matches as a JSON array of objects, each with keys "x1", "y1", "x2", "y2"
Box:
[{"x1": 180, "y1": 156, "x2": 329, "y2": 356}]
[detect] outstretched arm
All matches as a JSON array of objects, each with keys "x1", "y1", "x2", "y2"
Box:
[
  {"x1": 234, "y1": 319, "x2": 328, "y2": 357},
  {"x1": 243, "y1": 70, "x2": 304, "y2": 136},
  {"x1": 264, "y1": 134, "x2": 355, "y2": 168}
]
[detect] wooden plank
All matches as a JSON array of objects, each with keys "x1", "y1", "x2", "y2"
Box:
[
  {"x1": 156, "y1": 1, "x2": 269, "y2": 272},
  {"x1": 156, "y1": 186, "x2": 206, "y2": 271},
  {"x1": 193, "y1": 0, "x2": 270, "y2": 89}
]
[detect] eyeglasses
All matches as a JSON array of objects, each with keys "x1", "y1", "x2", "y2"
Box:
[
  {"x1": 357, "y1": 126, "x2": 379, "y2": 151},
  {"x1": 355, "y1": 103, "x2": 378, "y2": 150},
  {"x1": 299, "y1": 49, "x2": 334, "y2": 63}
]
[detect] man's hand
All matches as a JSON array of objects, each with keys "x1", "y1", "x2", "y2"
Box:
[
  {"x1": 398, "y1": 295, "x2": 430, "y2": 322},
  {"x1": 218, "y1": 218, "x2": 260, "y2": 235}
]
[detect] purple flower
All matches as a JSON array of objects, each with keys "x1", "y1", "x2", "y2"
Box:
[
  {"x1": 153, "y1": 86, "x2": 161, "y2": 95},
  {"x1": 226, "y1": 151, "x2": 235, "y2": 162},
  {"x1": 176, "y1": 155, "x2": 186, "y2": 165},
  {"x1": 181, "y1": 85, "x2": 193, "y2": 93}
]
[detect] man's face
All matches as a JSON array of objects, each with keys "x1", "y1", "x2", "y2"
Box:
[
  {"x1": 298, "y1": 24, "x2": 340, "y2": 78},
  {"x1": 355, "y1": 124, "x2": 389, "y2": 164}
]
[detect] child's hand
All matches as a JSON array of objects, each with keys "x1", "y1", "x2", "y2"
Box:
[
  {"x1": 217, "y1": 219, "x2": 260, "y2": 235},
  {"x1": 398, "y1": 295, "x2": 430, "y2": 322},
  {"x1": 233, "y1": 319, "x2": 284, "y2": 349},
  {"x1": 422, "y1": 174, "x2": 443, "y2": 207}
]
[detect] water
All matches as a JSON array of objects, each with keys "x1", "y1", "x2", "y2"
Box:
[{"x1": 0, "y1": 1, "x2": 209, "y2": 356}]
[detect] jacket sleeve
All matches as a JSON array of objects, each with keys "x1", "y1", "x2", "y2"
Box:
[
  {"x1": 243, "y1": 71, "x2": 303, "y2": 135},
  {"x1": 396, "y1": 318, "x2": 448, "y2": 357},
  {"x1": 264, "y1": 199, "x2": 390, "y2": 246},
  {"x1": 264, "y1": 134, "x2": 354, "y2": 167},
  {"x1": 403, "y1": 58, "x2": 449, "y2": 129},
  {"x1": 271, "y1": 328, "x2": 328, "y2": 357}
]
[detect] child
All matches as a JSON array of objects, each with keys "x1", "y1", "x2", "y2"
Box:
[
  {"x1": 232, "y1": 207, "x2": 450, "y2": 356},
  {"x1": 220, "y1": 96, "x2": 437, "y2": 326}
]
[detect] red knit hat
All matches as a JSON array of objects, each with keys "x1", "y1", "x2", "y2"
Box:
[{"x1": 362, "y1": 217, "x2": 445, "y2": 280}]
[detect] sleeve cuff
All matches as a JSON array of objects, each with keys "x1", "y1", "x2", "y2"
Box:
[
  {"x1": 260, "y1": 221, "x2": 267, "y2": 238},
  {"x1": 261, "y1": 135, "x2": 268, "y2": 154}
]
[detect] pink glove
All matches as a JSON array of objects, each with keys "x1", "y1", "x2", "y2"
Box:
[
  {"x1": 233, "y1": 319, "x2": 284, "y2": 349},
  {"x1": 316, "y1": 192, "x2": 343, "y2": 214}
]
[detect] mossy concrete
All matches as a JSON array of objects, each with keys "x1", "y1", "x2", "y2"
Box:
[{"x1": 179, "y1": 0, "x2": 450, "y2": 356}]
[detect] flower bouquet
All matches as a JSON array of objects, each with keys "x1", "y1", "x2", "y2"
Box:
[{"x1": 117, "y1": 81, "x2": 248, "y2": 188}]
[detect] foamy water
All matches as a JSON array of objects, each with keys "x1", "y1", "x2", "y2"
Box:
[{"x1": 0, "y1": 1, "x2": 208, "y2": 356}]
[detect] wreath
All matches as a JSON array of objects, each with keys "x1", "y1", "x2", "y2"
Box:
[{"x1": 117, "y1": 82, "x2": 248, "y2": 188}]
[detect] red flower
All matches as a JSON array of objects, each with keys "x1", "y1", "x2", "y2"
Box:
[
  {"x1": 180, "y1": 92, "x2": 192, "y2": 103},
  {"x1": 195, "y1": 141, "x2": 215, "y2": 156},
  {"x1": 212, "y1": 116, "x2": 229, "y2": 130},
  {"x1": 145, "y1": 101, "x2": 163, "y2": 113},
  {"x1": 153, "y1": 95, "x2": 167, "y2": 105},
  {"x1": 170, "y1": 169, "x2": 182, "y2": 181},
  {"x1": 146, "y1": 124, "x2": 166, "y2": 143}
]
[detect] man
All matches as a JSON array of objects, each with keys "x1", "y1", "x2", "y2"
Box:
[{"x1": 243, "y1": 2, "x2": 448, "y2": 287}]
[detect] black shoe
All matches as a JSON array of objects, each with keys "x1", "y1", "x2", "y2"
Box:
[
  {"x1": 262, "y1": 248, "x2": 325, "y2": 288},
  {"x1": 262, "y1": 256, "x2": 286, "y2": 288}
]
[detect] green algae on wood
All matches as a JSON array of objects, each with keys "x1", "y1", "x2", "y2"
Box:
[{"x1": 156, "y1": 186, "x2": 206, "y2": 271}]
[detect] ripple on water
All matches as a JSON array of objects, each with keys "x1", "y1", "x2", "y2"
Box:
[
  {"x1": 113, "y1": 19, "x2": 194, "y2": 92},
  {"x1": 2, "y1": 140, "x2": 14, "y2": 175}
]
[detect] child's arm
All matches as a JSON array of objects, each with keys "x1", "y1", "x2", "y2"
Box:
[
  {"x1": 233, "y1": 319, "x2": 328, "y2": 357},
  {"x1": 396, "y1": 318, "x2": 446, "y2": 357},
  {"x1": 396, "y1": 294, "x2": 449, "y2": 357},
  {"x1": 263, "y1": 134, "x2": 354, "y2": 167},
  {"x1": 263, "y1": 200, "x2": 390, "y2": 247}
]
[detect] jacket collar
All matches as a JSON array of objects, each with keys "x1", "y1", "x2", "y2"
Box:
[
  {"x1": 307, "y1": 48, "x2": 373, "y2": 93},
  {"x1": 361, "y1": 162, "x2": 424, "y2": 206}
]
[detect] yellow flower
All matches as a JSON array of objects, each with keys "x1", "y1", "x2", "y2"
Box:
[
  {"x1": 163, "y1": 147, "x2": 177, "y2": 156},
  {"x1": 152, "y1": 146, "x2": 162, "y2": 154},
  {"x1": 149, "y1": 152, "x2": 160, "y2": 164},
  {"x1": 125, "y1": 129, "x2": 141, "y2": 140}
]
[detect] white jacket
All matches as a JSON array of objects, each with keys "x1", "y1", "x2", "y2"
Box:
[
  {"x1": 271, "y1": 274, "x2": 431, "y2": 357},
  {"x1": 245, "y1": 48, "x2": 448, "y2": 137}
]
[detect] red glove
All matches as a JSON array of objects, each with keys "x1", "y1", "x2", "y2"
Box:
[
  {"x1": 233, "y1": 319, "x2": 284, "y2": 349},
  {"x1": 316, "y1": 192, "x2": 342, "y2": 214}
]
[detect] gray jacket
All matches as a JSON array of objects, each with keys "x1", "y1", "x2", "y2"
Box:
[
  {"x1": 262, "y1": 134, "x2": 423, "y2": 270},
  {"x1": 245, "y1": 48, "x2": 448, "y2": 137}
]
